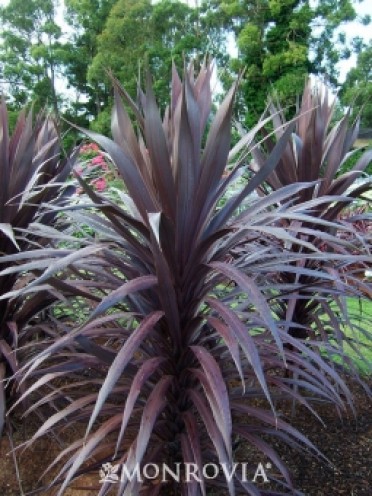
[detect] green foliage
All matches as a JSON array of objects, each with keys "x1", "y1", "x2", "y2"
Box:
[
  {"x1": 2, "y1": 0, "x2": 367, "y2": 132},
  {"x1": 0, "y1": 0, "x2": 64, "y2": 114},
  {"x1": 214, "y1": 0, "x2": 365, "y2": 126},
  {"x1": 339, "y1": 146, "x2": 372, "y2": 176},
  {"x1": 88, "y1": 0, "x2": 152, "y2": 102},
  {"x1": 342, "y1": 298, "x2": 372, "y2": 374},
  {"x1": 220, "y1": 0, "x2": 313, "y2": 125},
  {"x1": 341, "y1": 40, "x2": 372, "y2": 128},
  {"x1": 57, "y1": 0, "x2": 117, "y2": 121},
  {"x1": 83, "y1": 0, "x2": 226, "y2": 130}
]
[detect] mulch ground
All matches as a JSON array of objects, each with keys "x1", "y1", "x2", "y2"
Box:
[
  {"x1": 0, "y1": 378, "x2": 370, "y2": 496},
  {"x1": 272, "y1": 380, "x2": 371, "y2": 495}
]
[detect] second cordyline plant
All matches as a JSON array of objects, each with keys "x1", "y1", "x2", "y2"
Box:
[
  {"x1": 1, "y1": 62, "x2": 370, "y2": 495},
  {"x1": 244, "y1": 82, "x2": 372, "y2": 376},
  {"x1": 0, "y1": 102, "x2": 74, "y2": 436}
]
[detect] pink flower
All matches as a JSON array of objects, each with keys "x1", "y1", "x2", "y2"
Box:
[
  {"x1": 79, "y1": 145, "x2": 89, "y2": 154},
  {"x1": 80, "y1": 143, "x2": 100, "y2": 154},
  {"x1": 91, "y1": 155, "x2": 106, "y2": 166},
  {"x1": 91, "y1": 177, "x2": 107, "y2": 191}
]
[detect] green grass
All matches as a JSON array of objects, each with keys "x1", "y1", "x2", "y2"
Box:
[{"x1": 338, "y1": 297, "x2": 372, "y2": 375}]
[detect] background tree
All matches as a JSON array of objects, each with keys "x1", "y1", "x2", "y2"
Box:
[
  {"x1": 86, "y1": 0, "x2": 152, "y2": 132},
  {"x1": 1, "y1": 0, "x2": 369, "y2": 134},
  {"x1": 0, "y1": 0, "x2": 64, "y2": 115},
  {"x1": 237, "y1": 0, "x2": 311, "y2": 125},
  {"x1": 341, "y1": 40, "x2": 372, "y2": 129},
  {"x1": 63, "y1": 0, "x2": 117, "y2": 125},
  {"x1": 148, "y1": 0, "x2": 227, "y2": 106},
  {"x1": 212, "y1": 0, "x2": 369, "y2": 127},
  {"x1": 86, "y1": 0, "x2": 227, "y2": 132},
  {"x1": 84, "y1": 0, "x2": 226, "y2": 132}
]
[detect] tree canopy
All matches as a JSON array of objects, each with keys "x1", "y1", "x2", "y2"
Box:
[
  {"x1": 341, "y1": 40, "x2": 372, "y2": 129},
  {"x1": 212, "y1": 0, "x2": 367, "y2": 126},
  {"x1": 0, "y1": 0, "x2": 370, "y2": 132},
  {"x1": 0, "y1": 0, "x2": 63, "y2": 114}
]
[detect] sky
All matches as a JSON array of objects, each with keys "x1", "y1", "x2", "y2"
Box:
[{"x1": 0, "y1": 0, "x2": 371, "y2": 94}]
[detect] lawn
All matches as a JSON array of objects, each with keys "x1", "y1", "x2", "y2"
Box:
[{"x1": 339, "y1": 297, "x2": 372, "y2": 375}]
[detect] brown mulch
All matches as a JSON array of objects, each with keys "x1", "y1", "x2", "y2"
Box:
[
  {"x1": 271, "y1": 380, "x2": 371, "y2": 495},
  {"x1": 0, "y1": 380, "x2": 370, "y2": 496}
]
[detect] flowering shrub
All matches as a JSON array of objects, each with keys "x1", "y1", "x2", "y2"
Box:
[
  {"x1": 79, "y1": 142, "x2": 100, "y2": 158},
  {"x1": 91, "y1": 177, "x2": 107, "y2": 191},
  {"x1": 73, "y1": 142, "x2": 118, "y2": 194}
]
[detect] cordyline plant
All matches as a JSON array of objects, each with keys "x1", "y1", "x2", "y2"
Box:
[
  {"x1": 2, "y1": 64, "x2": 362, "y2": 495},
  {"x1": 244, "y1": 81, "x2": 372, "y2": 376},
  {"x1": 0, "y1": 101, "x2": 74, "y2": 435}
]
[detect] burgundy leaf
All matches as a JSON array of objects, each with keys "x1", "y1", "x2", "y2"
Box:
[
  {"x1": 115, "y1": 356, "x2": 166, "y2": 456},
  {"x1": 188, "y1": 389, "x2": 235, "y2": 495},
  {"x1": 206, "y1": 297, "x2": 275, "y2": 413},
  {"x1": 86, "y1": 311, "x2": 164, "y2": 436},
  {"x1": 191, "y1": 345, "x2": 232, "y2": 456},
  {"x1": 88, "y1": 275, "x2": 158, "y2": 321}
]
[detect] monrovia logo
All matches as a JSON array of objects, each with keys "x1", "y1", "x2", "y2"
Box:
[{"x1": 99, "y1": 462, "x2": 272, "y2": 484}]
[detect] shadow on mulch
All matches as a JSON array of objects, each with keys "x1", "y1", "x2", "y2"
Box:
[{"x1": 0, "y1": 379, "x2": 370, "y2": 496}]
